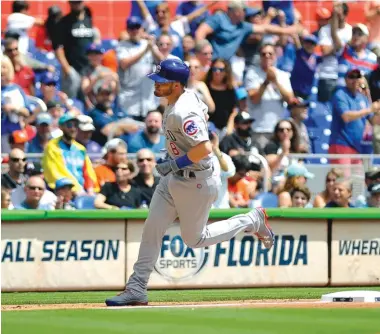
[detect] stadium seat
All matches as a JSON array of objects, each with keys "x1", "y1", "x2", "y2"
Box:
[
  {"x1": 75, "y1": 195, "x2": 96, "y2": 209},
  {"x1": 251, "y1": 192, "x2": 278, "y2": 208}
]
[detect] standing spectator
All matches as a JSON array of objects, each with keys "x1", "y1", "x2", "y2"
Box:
[
  {"x1": 15, "y1": 176, "x2": 51, "y2": 210},
  {"x1": 186, "y1": 57, "x2": 215, "y2": 113},
  {"x1": 228, "y1": 154, "x2": 251, "y2": 208},
  {"x1": 94, "y1": 162, "x2": 142, "y2": 209},
  {"x1": 328, "y1": 69, "x2": 380, "y2": 164},
  {"x1": 89, "y1": 81, "x2": 138, "y2": 146},
  {"x1": 3, "y1": 38, "x2": 35, "y2": 95},
  {"x1": 290, "y1": 185, "x2": 311, "y2": 208},
  {"x1": 313, "y1": 7, "x2": 331, "y2": 37},
  {"x1": 195, "y1": 0, "x2": 298, "y2": 61},
  {"x1": 365, "y1": 1, "x2": 380, "y2": 50},
  {"x1": 325, "y1": 179, "x2": 355, "y2": 208},
  {"x1": 334, "y1": 23, "x2": 377, "y2": 88},
  {"x1": 156, "y1": 33, "x2": 176, "y2": 61},
  {"x1": 176, "y1": 1, "x2": 211, "y2": 37},
  {"x1": 1, "y1": 148, "x2": 27, "y2": 190},
  {"x1": 42, "y1": 113, "x2": 99, "y2": 194},
  {"x1": 245, "y1": 44, "x2": 294, "y2": 149},
  {"x1": 194, "y1": 40, "x2": 213, "y2": 81},
  {"x1": 76, "y1": 115, "x2": 102, "y2": 155},
  {"x1": 27, "y1": 113, "x2": 53, "y2": 154},
  {"x1": 117, "y1": 16, "x2": 162, "y2": 121},
  {"x1": 94, "y1": 139, "x2": 128, "y2": 187},
  {"x1": 132, "y1": 149, "x2": 159, "y2": 206},
  {"x1": 46, "y1": 101, "x2": 65, "y2": 138},
  {"x1": 54, "y1": 0, "x2": 94, "y2": 98},
  {"x1": 182, "y1": 34, "x2": 195, "y2": 61},
  {"x1": 1, "y1": 188, "x2": 12, "y2": 209},
  {"x1": 262, "y1": 0, "x2": 295, "y2": 26},
  {"x1": 313, "y1": 168, "x2": 344, "y2": 208},
  {"x1": 288, "y1": 97, "x2": 311, "y2": 153},
  {"x1": 317, "y1": 2, "x2": 352, "y2": 102},
  {"x1": 290, "y1": 34, "x2": 321, "y2": 100},
  {"x1": 126, "y1": 110, "x2": 165, "y2": 153},
  {"x1": 205, "y1": 58, "x2": 238, "y2": 133},
  {"x1": 54, "y1": 178, "x2": 76, "y2": 210},
  {"x1": 35, "y1": 5, "x2": 63, "y2": 51},
  {"x1": 219, "y1": 111, "x2": 261, "y2": 157}
]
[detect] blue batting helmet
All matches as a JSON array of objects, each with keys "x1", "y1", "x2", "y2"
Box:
[{"x1": 147, "y1": 58, "x2": 190, "y2": 84}]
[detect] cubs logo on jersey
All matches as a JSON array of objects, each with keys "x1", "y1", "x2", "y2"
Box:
[{"x1": 183, "y1": 120, "x2": 198, "y2": 136}]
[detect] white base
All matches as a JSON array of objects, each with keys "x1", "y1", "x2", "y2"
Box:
[{"x1": 321, "y1": 290, "x2": 380, "y2": 303}]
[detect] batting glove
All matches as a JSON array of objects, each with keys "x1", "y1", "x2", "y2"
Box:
[{"x1": 155, "y1": 158, "x2": 180, "y2": 177}]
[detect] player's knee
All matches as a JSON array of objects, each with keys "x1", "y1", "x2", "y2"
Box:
[{"x1": 182, "y1": 234, "x2": 203, "y2": 248}]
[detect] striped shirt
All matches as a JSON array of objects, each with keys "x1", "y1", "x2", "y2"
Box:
[{"x1": 337, "y1": 46, "x2": 378, "y2": 87}]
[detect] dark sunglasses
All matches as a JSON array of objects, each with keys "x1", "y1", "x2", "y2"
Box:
[
  {"x1": 212, "y1": 67, "x2": 225, "y2": 73},
  {"x1": 27, "y1": 186, "x2": 44, "y2": 191},
  {"x1": 5, "y1": 47, "x2": 18, "y2": 53},
  {"x1": 10, "y1": 157, "x2": 26, "y2": 162},
  {"x1": 278, "y1": 127, "x2": 292, "y2": 132},
  {"x1": 347, "y1": 74, "x2": 361, "y2": 79},
  {"x1": 261, "y1": 52, "x2": 274, "y2": 57},
  {"x1": 326, "y1": 178, "x2": 336, "y2": 183},
  {"x1": 44, "y1": 82, "x2": 56, "y2": 87},
  {"x1": 65, "y1": 121, "x2": 79, "y2": 128},
  {"x1": 138, "y1": 158, "x2": 153, "y2": 162},
  {"x1": 128, "y1": 25, "x2": 141, "y2": 30},
  {"x1": 156, "y1": 9, "x2": 168, "y2": 14}
]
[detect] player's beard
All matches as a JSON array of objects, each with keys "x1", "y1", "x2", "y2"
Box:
[{"x1": 154, "y1": 83, "x2": 173, "y2": 97}]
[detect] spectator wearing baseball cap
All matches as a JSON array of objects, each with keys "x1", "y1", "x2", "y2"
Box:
[
  {"x1": 45, "y1": 100, "x2": 65, "y2": 138},
  {"x1": 355, "y1": 167, "x2": 380, "y2": 207},
  {"x1": 55, "y1": 178, "x2": 76, "y2": 210},
  {"x1": 75, "y1": 115, "x2": 102, "y2": 155},
  {"x1": 8, "y1": 128, "x2": 33, "y2": 152},
  {"x1": 288, "y1": 97, "x2": 311, "y2": 153},
  {"x1": 365, "y1": 183, "x2": 380, "y2": 208},
  {"x1": 313, "y1": 7, "x2": 331, "y2": 37},
  {"x1": 329, "y1": 69, "x2": 380, "y2": 164},
  {"x1": 27, "y1": 113, "x2": 53, "y2": 154},
  {"x1": 42, "y1": 112, "x2": 99, "y2": 195}
]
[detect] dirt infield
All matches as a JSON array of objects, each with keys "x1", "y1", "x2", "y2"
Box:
[{"x1": 3, "y1": 299, "x2": 380, "y2": 311}]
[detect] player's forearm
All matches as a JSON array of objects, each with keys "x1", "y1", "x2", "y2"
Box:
[
  {"x1": 213, "y1": 147, "x2": 229, "y2": 172},
  {"x1": 188, "y1": 141, "x2": 213, "y2": 163}
]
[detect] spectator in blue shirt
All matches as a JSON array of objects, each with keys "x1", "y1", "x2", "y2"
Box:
[
  {"x1": 76, "y1": 115, "x2": 102, "y2": 155},
  {"x1": 196, "y1": 0, "x2": 298, "y2": 60},
  {"x1": 325, "y1": 179, "x2": 355, "y2": 208},
  {"x1": 262, "y1": 0, "x2": 295, "y2": 26},
  {"x1": 329, "y1": 69, "x2": 380, "y2": 165},
  {"x1": 290, "y1": 34, "x2": 321, "y2": 99},
  {"x1": 176, "y1": 1, "x2": 211, "y2": 37},
  {"x1": 126, "y1": 110, "x2": 165, "y2": 153},
  {"x1": 27, "y1": 113, "x2": 53, "y2": 154}
]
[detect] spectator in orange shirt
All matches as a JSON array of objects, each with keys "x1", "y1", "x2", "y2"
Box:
[
  {"x1": 94, "y1": 138, "x2": 128, "y2": 187},
  {"x1": 228, "y1": 154, "x2": 252, "y2": 208}
]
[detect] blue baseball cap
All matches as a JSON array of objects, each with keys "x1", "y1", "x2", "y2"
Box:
[
  {"x1": 41, "y1": 72, "x2": 58, "y2": 85},
  {"x1": 286, "y1": 163, "x2": 315, "y2": 179},
  {"x1": 55, "y1": 178, "x2": 74, "y2": 190},
  {"x1": 86, "y1": 43, "x2": 105, "y2": 54},
  {"x1": 58, "y1": 112, "x2": 78, "y2": 126},
  {"x1": 126, "y1": 16, "x2": 143, "y2": 29},
  {"x1": 303, "y1": 34, "x2": 318, "y2": 45},
  {"x1": 147, "y1": 59, "x2": 190, "y2": 84},
  {"x1": 245, "y1": 7, "x2": 262, "y2": 19},
  {"x1": 36, "y1": 113, "x2": 52, "y2": 125}
]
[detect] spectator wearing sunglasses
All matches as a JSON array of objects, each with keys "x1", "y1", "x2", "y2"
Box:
[
  {"x1": 194, "y1": 40, "x2": 213, "y2": 81},
  {"x1": 328, "y1": 69, "x2": 380, "y2": 164},
  {"x1": 1, "y1": 148, "x2": 27, "y2": 190},
  {"x1": 42, "y1": 113, "x2": 99, "y2": 195},
  {"x1": 132, "y1": 149, "x2": 159, "y2": 206},
  {"x1": 15, "y1": 176, "x2": 51, "y2": 210},
  {"x1": 95, "y1": 162, "x2": 142, "y2": 209}
]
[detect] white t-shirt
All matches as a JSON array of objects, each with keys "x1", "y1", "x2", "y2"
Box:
[
  {"x1": 7, "y1": 13, "x2": 35, "y2": 54},
  {"x1": 212, "y1": 153, "x2": 236, "y2": 209},
  {"x1": 245, "y1": 66, "x2": 292, "y2": 133},
  {"x1": 318, "y1": 23, "x2": 352, "y2": 80},
  {"x1": 11, "y1": 186, "x2": 57, "y2": 210}
]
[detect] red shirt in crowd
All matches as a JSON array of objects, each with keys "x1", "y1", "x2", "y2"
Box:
[{"x1": 13, "y1": 65, "x2": 35, "y2": 95}]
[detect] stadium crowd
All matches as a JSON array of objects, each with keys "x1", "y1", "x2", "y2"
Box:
[{"x1": 1, "y1": 0, "x2": 380, "y2": 211}]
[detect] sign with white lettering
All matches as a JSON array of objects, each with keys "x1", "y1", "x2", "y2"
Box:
[{"x1": 331, "y1": 221, "x2": 380, "y2": 285}]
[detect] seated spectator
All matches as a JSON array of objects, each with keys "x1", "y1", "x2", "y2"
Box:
[
  {"x1": 288, "y1": 97, "x2": 311, "y2": 152},
  {"x1": 1, "y1": 148, "x2": 27, "y2": 190},
  {"x1": 42, "y1": 113, "x2": 99, "y2": 195},
  {"x1": 290, "y1": 34, "x2": 321, "y2": 100},
  {"x1": 220, "y1": 111, "x2": 262, "y2": 157},
  {"x1": 3, "y1": 37, "x2": 35, "y2": 95},
  {"x1": 89, "y1": 79, "x2": 138, "y2": 146},
  {"x1": 228, "y1": 154, "x2": 252, "y2": 208},
  {"x1": 27, "y1": 113, "x2": 53, "y2": 153},
  {"x1": 35, "y1": 5, "x2": 63, "y2": 51},
  {"x1": 11, "y1": 161, "x2": 57, "y2": 209},
  {"x1": 54, "y1": 178, "x2": 76, "y2": 210},
  {"x1": 325, "y1": 179, "x2": 355, "y2": 208},
  {"x1": 313, "y1": 168, "x2": 344, "y2": 208},
  {"x1": 127, "y1": 110, "x2": 165, "y2": 153},
  {"x1": 186, "y1": 57, "x2": 215, "y2": 113},
  {"x1": 46, "y1": 100, "x2": 64, "y2": 138},
  {"x1": 360, "y1": 183, "x2": 380, "y2": 208},
  {"x1": 290, "y1": 185, "x2": 311, "y2": 208},
  {"x1": 276, "y1": 163, "x2": 314, "y2": 208},
  {"x1": 194, "y1": 40, "x2": 213, "y2": 81},
  {"x1": 95, "y1": 162, "x2": 142, "y2": 209},
  {"x1": 182, "y1": 34, "x2": 195, "y2": 61},
  {"x1": 15, "y1": 176, "x2": 52, "y2": 210},
  {"x1": 328, "y1": 69, "x2": 380, "y2": 164},
  {"x1": 355, "y1": 167, "x2": 380, "y2": 207},
  {"x1": 245, "y1": 43, "x2": 294, "y2": 149},
  {"x1": 1, "y1": 188, "x2": 12, "y2": 209},
  {"x1": 76, "y1": 115, "x2": 102, "y2": 155},
  {"x1": 132, "y1": 149, "x2": 160, "y2": 206},
  {"x1": 94, "y1": 138, "x2": 128, "y2": 187},
  {"x1": 264, "y1": 119, "x2": 301, "y2": 176},
  {"x1": 205, "y1": 58, "x2": 238, "y2": 133}
]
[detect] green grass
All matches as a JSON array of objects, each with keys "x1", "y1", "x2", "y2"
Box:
[
  {"x1": 3, "y1": 287, "x2": 380, "y2": 305},
  {"x1": 2, "y1": 308, "x2": 380, "y2": 334}
]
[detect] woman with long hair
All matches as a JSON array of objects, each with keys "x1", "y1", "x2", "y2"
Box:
[
  {"x1": 205, "y1": 58, "x2": 238, "y2": 134},
  {"x1": 313, "y1": 168, "x2": 344, "y2": 208}
]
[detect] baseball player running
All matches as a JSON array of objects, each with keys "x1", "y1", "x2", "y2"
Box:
[{"x1": 105, "y1": 59, "x2": 274, "y2": 307}]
